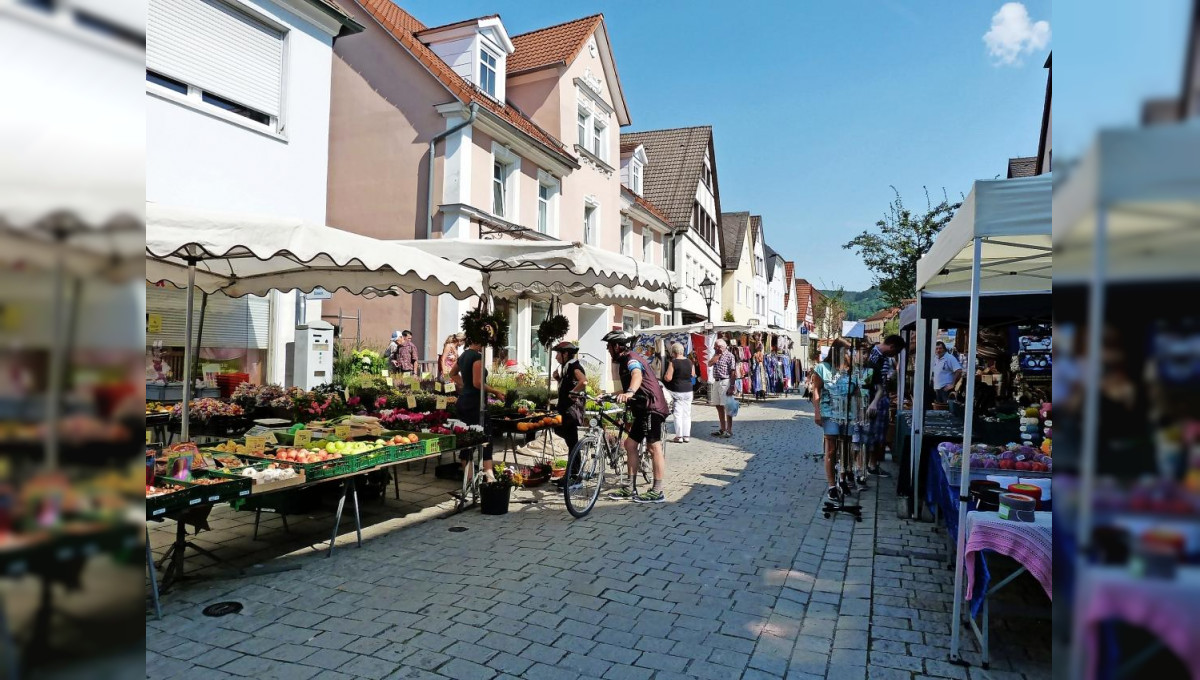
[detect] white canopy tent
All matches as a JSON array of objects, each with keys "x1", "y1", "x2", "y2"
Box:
[
  {"x1": 146, "y1": 205, "x2": 485, "y2": 440},
  {"x1": 909, "y1": 174, "x2": 1052, "y2": 664},
  {"x1": 1051, "y1": 123, "x2": 1200, "y2": 678},
  {"x1": 389, "y1": 238, "x2": 676, "y2": 429},
  {"x1": 0, "y1": 8, "x2": 144, "y2": 473}
]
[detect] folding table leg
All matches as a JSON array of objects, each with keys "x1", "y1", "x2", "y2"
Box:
[
  {"x1": 253, "y1": 508, "x2": 261, "y2": 540},
  {"x1": 982, "y1": 592, "x2": 990, "y2": 669},
  {"x1": 351, "y1": 478, "x2": 362, "y2": 548},
  {"x1": 146, "y1": 527, "x2": 162, "y2": 620},
  {"x1": 392, "y1": 467, "x2": 400, "y2": 500},
  {"x1": 326, "y1": 480, "x2": 350, "y2": 558}
]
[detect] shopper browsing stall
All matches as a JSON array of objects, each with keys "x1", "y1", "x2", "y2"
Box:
[
  {"x1": 388, "y1": 330, "x2": 420, "y2": 376},
  {"x1": 550, "y1": 341, "x2": 587, "y2": 457},
  {"x1": 447, "y1": 334, "x2": 505, "y2": 480},
  {"x1": 811, "y1": 339, "x2": 853, "y2": 502},
  {"x1": 931, "y1": 340, "x2": 963, "y2": 403},
  {"x1": 663, "y1": 342, "x2": 695, "y2": 443},
  {"x1": 709, "y1": 339, "x2": 736, "y2": 438},
  {"x1": 864, "y1": 334, "x2": 903, "y2": 476}
]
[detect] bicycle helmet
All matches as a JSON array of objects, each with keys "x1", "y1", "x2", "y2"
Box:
[
  {"x1": 552, "y1": 340, "x2": 579, "y2": 354},
  {"x1": 601, "y1": 330, "x2": 635, "y2": 347}
]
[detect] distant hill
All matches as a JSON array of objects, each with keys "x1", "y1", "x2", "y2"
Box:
[{"x1": 818, "y1": 287, "x2": 890, "y2": 320}]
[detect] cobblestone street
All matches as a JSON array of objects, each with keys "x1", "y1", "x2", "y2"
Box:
[{"x1": 146, "y1": 395, "x2": 1050, "y2": 680}]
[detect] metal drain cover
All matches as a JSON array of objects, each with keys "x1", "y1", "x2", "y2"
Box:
[
  {"x1": 448, "y1": 526, "x2": 468, "y2": 533},
  {"x1": 202, "y1": 602, "x2": 244, "y2": 617}
]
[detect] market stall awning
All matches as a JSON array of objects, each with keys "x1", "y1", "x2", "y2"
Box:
[
  {"x1": 493, "y1": 282, "x2": 671, "y2": 309},
  {"x1": 916, "y1": 174, "x2": 1052, "y2": 295},
  {"x1": 393, "y1": 238, "x2": 675, "y2": 292},
  {"x1": 1054, "y1": 123, "x2": 1200, "y2": 283},
  {"x1": 146, "y1": 204, "x2": 484, "y2": 299},
  {"x1": 639, "y1": 322, "x2": 756, "y2": 336}
]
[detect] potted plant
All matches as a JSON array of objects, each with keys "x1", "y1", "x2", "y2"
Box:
[
  {"x1": 550, "y1": 458, "x2": 568, "y2": 480},
  {"x1": 479, "y1": 463, "x2": 523, "y2": 515}
]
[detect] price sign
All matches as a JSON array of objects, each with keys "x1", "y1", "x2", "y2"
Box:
[
  {"x1": 266, "y1": 432, "x2": 278, "y2": 445},
  {"x1": 406, "y1": 395, "x2": 417, "y2": 409},
  {"x1": 334, "y1": 424, "x2": 352, "y2": 439},
  {"x1": 436, "y1": 397, "x2": 447, "y2": 410},
  {"x1": 381, "y1": 369, "x2": 390, "y2": 379},
  {"x1": 245, "y1": 436, "x2": 268, "y2": 453},
  {"x1": 146, "y1": 313, "x2": 162, "y2": 334},
  {"x1": 146, "y1": 429, "x2": 153, "y2": 444},
  {"x1": 293, "y1": 430, "x2": 312, "y2": 448}
]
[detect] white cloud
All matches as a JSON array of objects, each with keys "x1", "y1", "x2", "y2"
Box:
[{"x1": 983, "y1": 2, "x2": 1051, "y2": 66}]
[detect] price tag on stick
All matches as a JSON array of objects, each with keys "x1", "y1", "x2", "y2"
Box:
[
  {"x1": 406, "y1": 395, "x2": 417, "y2": 409},
  {"x1": 293, "y1": 430, "x2": 312, "y2": 449},
  {"x1": 245, "y1": 436, "x2": 268, "y2": 453},
  {"x1": 334, "y1": 424, "x2": 352, "y2": 439},
  {"x1": 436, "y1": 397, "x2": 447, "y2": 410}
]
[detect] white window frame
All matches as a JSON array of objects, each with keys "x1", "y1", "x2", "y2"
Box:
[
  {"x1": 491, "y1": 144, "x2": 520, "y2": 220},
  {"x1": 592, "y1": 118, "x2": 607, "y2": 160},
  {"x1": 145, "y1": 0, "x2": 287, "y2": 135},
  {"x1": 536, "y1": 170, "x2": 559, "y2": 236},
  {"x1": 577, "y1": 106, "x2": 589, "y2": 148},
  {"x1": 630, "y1": 160, "x2": 642, "y2": 195},
  {"x1": 479, "y1": 47, "x2": 498, "y2": 98},
  {"x1": 643, "y1": 230, "x2": 653, "y2": 262},
  {"x1": 620, "y1": 220, "x2": 632, "y2": 256},
  {"x1": 583, "y1": 199, "x2": 600, "y2": 246}
]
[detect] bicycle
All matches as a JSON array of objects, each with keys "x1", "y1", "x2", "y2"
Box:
[
  {"x1": 454, "y1": 444, "x2": 484, "y2": 512},
  {"x1": 562, "y1": 394, "x2": 658, "y2": 518}
]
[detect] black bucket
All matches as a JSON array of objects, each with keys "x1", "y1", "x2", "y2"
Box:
[
  {"x1": 969, "y1": 480, "x2": 1002, "y2": 512},
  {"x1": 479, "y1": 484, "x2": 511, "y2": 515}
]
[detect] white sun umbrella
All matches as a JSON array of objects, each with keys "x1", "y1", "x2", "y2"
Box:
[
  {"x1": 393, "y1": 238, "x2": 676, "y2": 427},
  {"x1": 0, "y1": 10, "x2": 144, "y2": 471},
  {"x1": 146, "y1": 204, "x2": 484, "y2": 440}
]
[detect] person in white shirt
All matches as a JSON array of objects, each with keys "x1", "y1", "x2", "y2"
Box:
[{"x1": 931, "y1": 341, "x2": 963, "y2": 403}]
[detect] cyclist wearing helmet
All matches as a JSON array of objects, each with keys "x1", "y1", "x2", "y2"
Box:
[
  {"x1": 551, "y1": 341, "x2": 587, "y2": 457},
  {"x1": 603, "y1": 330, "x2": 670, "y2": 503}
]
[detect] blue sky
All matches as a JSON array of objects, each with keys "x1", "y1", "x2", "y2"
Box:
[{"x1": 396, "y1": 1, "x2": 1188, "y2": 291}]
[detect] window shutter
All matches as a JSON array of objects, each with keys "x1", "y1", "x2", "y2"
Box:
[{"x1": 148, "y1": 0, "x2": 284, "y2": 117}]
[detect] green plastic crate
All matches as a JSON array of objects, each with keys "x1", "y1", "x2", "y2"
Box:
[{"x1": 146, "y1": 477, "x2": 204, "y2": 518}]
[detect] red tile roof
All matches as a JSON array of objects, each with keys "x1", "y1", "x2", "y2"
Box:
[
  {"x1": 508, "y1": 15, "x2": 603, "y2": 74},
  {"x1": 356, "y1": 0, "x2": 574, "y2": 166},
  {"x1": 864, "y1": 306, "x2": 900, "y2": 322},
  {"x1": 795, "y1": 278, "x2": 815, "y2": 326},
  {"x1": 413, "y1": 14, "x2": 499, "y2": 37},
  {"x1": 783, "y1": 261, "x2": 795, "y2": 307},
  {"x1": 624, "y1": 189, "x2": 671, "y2": 226}
]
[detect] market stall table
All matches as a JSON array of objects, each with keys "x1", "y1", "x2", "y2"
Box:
[
  {"x1": 1077, "y1": 567, "x2": 1200, "y2": 680},
  {"x1": 962, "y1": 510, "x2": 1053, "y2": 669}
]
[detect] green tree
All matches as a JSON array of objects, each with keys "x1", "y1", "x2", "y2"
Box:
[
  {"x1": 814, "y1": 284, "x2": 847, "y2": 339},
  {"x1": 722, "y1": 309, "x2": 735, "y2": 322},
  {"x1": 882, "y1": 317, "x2": 900, "y2": 338},
  {"x1": 843, "y1": 188, "x2": 960, "y2": 308}
]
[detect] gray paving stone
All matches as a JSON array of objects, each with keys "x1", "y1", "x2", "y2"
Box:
[
  {"x1": 435, "y1": 658, "x2": 496, "y2": 680},
  {"x1": 870, "y1": 651, "x2": 924, "y2": 673},
  {"x1": 263, "y1": 644, "x2": 318, "y2": 663},
  {"x1": 486, "y1": 652, "x2": 534, "y2": 676},
  {"x1": 521, "y1": 641, "x2": 566, "y2": 666},
  {"x1": 827, "y1": 665, "x2": 868, "y2": 680},
  {"x1": 588, "y1": 642, "x2": 641, "y2": 665},
  {"x1": 307, "y1": 631, "x2": 358, "y2": 650},
  {"x1": 634, "y1": 651, "x2": 688, "y2": 673},
  {"x1": 601, "y1": 664, "x2": 654, "y2": 680}
]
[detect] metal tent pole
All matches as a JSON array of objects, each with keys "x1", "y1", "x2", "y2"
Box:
[
  {"x1": 949, "y1": 237, "x2": 983, "y2": 663},
  {"x1": 181, "y1": 260, "x2": 196, "y2": 442},
  {"x1": 910, "y1": 297, "x2": 928, "y2": 519},
  {"x1": 1070, "y1": 204, "x2": 1107, "y2": 680},
  {"x1": 44, "y1": 236, "x2": 66, "y2": 469}
]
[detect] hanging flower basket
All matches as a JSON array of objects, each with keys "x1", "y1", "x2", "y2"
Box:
[
  {"x1": 462, "y1": 307, "x2": 509, "y2": 350},
  {"x1": 536, "y1": 314, "x2": 570, "y2": 348}
]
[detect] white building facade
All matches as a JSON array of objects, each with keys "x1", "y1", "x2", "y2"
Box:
[{"x1": 146, "y1": 0, "x2": 361, "y2": 384}]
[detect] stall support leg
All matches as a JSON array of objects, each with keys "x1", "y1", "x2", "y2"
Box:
[
  {"x1": 146, "y1": 527, "x2": 162, "y2": 620},
  {"x1": 0, "y1": 588, "x2": 17, "y2": 680},
  {"x1": 326, "y1": 478, "x2": 361, "y2": 558},
  {"x1": 392, "y1": 467, "x2": 401, "y2": 500},
  {"x1": 253, "y1": 509, "x2": 261, "y2": 541}
]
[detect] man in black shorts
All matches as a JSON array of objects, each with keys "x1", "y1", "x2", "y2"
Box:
[{"x1": 602, "y1": 330, "x2": 670, "y2": 503}]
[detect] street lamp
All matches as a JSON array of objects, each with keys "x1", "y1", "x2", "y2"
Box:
[{"x1": 699, "y1": 275, "x2": 716, "y2": 321}]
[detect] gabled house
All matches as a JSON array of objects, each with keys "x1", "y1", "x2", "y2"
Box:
[
  {"x1": 749, "y1": 215, "x2": 769, "y2": 323},
  {"x1": 765, "y1": 247, "x2": 793, "y2": 331},
  {"x1": 795, "y1": 278, "x2": 819, "y2": 335},
  {"x1": 719, "y1": 212, "x2": 755, "y2": 324},
  {"x1": 863, "y1": 306, "x2": 901, "y2": 344},
  {"x1": 620, "y1": 126, "x2": 724, "y2": 324},
  {"x1": 782, "y1": 261, "x2": 798, "y2": 333}
]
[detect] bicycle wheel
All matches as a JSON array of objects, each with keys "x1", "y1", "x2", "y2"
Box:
[
  {"x1": 564, "y1": 436, "x2": 605, "y2": 518},
  {"x1": 457, "y1": 448, "x2": 480, "y2": 511},
  {"x1": 638, "y1": 443, "x2": 653, "y2": 485}
]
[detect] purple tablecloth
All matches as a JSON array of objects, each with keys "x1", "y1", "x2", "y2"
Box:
[{"x1": 964, "y1": 511, "x2": 1053, "y2": 603}]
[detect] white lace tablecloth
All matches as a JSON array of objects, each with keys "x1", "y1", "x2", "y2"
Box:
[{"x1": 964, "y1": 510, "x2": 1052, "y2": 601}]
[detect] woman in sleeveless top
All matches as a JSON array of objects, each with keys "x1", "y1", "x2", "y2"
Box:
[{"x1": 663, "y1": 342, "x2": 695, "y2": 443}]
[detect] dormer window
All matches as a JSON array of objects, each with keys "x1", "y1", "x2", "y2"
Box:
[
  {"x1": 479, "y1": 49, "x2": 497, "y2": 98},
  {"x1": 630, "y1": 160, "x2": 642, "y2": 195}
]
